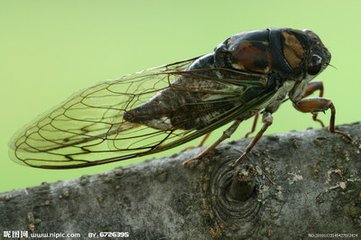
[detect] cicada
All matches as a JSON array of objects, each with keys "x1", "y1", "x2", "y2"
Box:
[{"x1": 9, "y1": 28, "x2": 351, "y2": 169}]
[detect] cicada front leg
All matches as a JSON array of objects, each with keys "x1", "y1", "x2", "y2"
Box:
[
  {"x1": 293, "y1": 97, "x2": 352, "y2": 141},
  {"x1": 303, "y1": 81, "x2": 325, "y2": 127}
]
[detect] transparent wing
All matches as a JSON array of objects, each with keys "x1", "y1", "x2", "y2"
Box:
[{"x1": 9, "y1": 56, "x2": 273, "y2": 169}]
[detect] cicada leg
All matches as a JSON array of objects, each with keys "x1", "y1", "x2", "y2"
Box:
[
  {"x1": 292, "y1": 97, "x2": 352, "y2": 141},
  {"x1": 233, "y1": 112, "x2": 273, "y2": 166},
  {"x1": 182, "y1": 132, "x2": 212, "y2": 152},
  {"x1": 183, "y1": 119, "x2": 242, "y2": 166},
  {"x1": 303, "y1": 81, "x2": 325, "y2": 127},
  {"x1": 304, "y1": 81, "x2": 324, "y2": 97},
  {"x1": 244, "y1": 113, "x2": 259, "y2": 138},
  {"x1": 198, "y1": 132, "x2": 211, "y2": 147}
]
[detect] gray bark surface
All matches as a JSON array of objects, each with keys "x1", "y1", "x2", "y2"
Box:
[{"x1": 1, "y1": 122, "x2": 360, "y2": 240}]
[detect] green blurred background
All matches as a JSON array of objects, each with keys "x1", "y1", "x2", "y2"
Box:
[{"x1": 1, "y1": 0, "x2": 360, "y2": 192}]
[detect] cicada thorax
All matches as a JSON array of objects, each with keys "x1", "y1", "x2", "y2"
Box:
[
  {"x1": 217, "y1": 28, "x2": 313, "y2": 81},
  {"x1": 215, "y1": 30, "x2": 273, "y2": 74},
  {"x1": 212, "y1": 28, "x2": 332, "y2": 111}
]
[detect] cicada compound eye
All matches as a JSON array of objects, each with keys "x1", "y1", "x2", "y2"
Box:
[{"x1": 307, "y1": 54, "x2": 323, "y2": 75}]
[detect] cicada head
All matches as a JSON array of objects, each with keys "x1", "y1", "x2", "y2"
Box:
[
  {"x1": 280, "y1": 28, "x2": 332, "y2": 80},
  {"x1": 303, "y1": 29, "x2": 332, "y2": 76}
]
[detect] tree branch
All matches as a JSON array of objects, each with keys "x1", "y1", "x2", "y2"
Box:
[{"x1": 1, "y1": 122, "x2": 361, "y2": 239}]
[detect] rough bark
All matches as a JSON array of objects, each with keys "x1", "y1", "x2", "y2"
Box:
[{"x1": 1, "y1": 122, "x2": 360, "y2": 240}]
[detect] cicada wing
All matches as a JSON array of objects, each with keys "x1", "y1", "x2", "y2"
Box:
[
  {"x1": 9, "y1": 58, "x2": 197, "y2": 169},
  {"x1": 9, "y1": 56, "x2": 273, "y2": 169}
]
